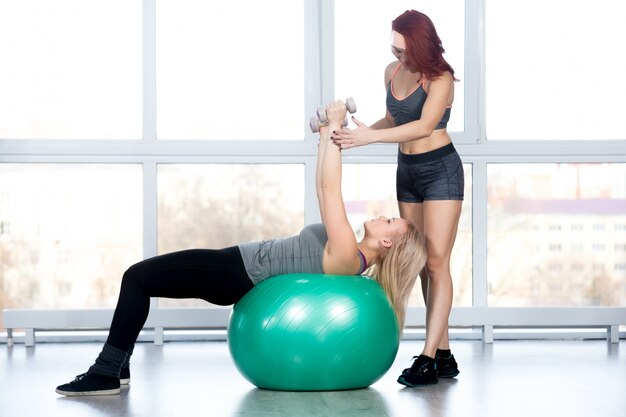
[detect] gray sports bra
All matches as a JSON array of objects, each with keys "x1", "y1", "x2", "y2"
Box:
[{"x1": 386, "y1": 64, "x2": 451, "y2": 129}]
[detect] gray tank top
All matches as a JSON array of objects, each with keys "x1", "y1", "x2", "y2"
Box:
[{"x1": 237, "y1": 223, "x2": 328, "y2": 285}]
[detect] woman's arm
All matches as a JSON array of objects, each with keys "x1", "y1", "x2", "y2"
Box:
[
  {"x1": 316, "y1": 101, "x2": 361, "y2": 275},
  {"x1": 315, "y1": 120, "x2": 328, "y2": 221},
  {"x1": 332, "y1": 72, "x2": 454, "y2": 149}
]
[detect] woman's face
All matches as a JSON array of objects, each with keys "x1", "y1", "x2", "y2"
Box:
[
  {"x1": 391, "y1": 30, "x2": 407, "y2": 64},
  {"x1": 364, "y1": 216, "x2": 409, "y2": 242}
]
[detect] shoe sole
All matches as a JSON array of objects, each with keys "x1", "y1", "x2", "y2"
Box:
[
  {"x1": 120, "y1": 378, "x2": 130, "y2": 385},
  {"x1": 55, "y1": 387, "x2": 121, "y2": 396},
  {"x1": 438, "y1": 369, "x2": 460, "y2": 378},
  {"x1": 401, "y1": 369, "x2": 459, "y2": 378},
  {"x1": 397, "y1": 375, "x2": 438, "y2": 387}
]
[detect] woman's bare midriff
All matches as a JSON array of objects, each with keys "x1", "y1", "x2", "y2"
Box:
[{"x1": 399, "y1": 129, "x2": 452, "y2": 154}]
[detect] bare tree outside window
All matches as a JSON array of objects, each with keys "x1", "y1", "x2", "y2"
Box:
[
  {"x1": 157, "y1": 164, "x2": 305, "y2": 307},
  {"x1": 0, "y1": 164, "x2": 142, "y2": 329}
]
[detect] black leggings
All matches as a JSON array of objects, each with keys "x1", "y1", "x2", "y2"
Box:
[{"x1": 106, "y1": 247, "x2": 254, "y2": 352}]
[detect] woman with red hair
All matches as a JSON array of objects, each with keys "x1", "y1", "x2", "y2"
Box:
[{"x1": 331, "y1": 10, "x2": 463, "y2": 387}]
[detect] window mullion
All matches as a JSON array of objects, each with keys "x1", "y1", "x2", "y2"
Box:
[{"x1": 143, "y1": 0, "x2": 157, "y2": 143}]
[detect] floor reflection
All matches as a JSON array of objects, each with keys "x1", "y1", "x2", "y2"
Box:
[{"x1": 235, "y1": 387, "x2": 390, "y2": 417}]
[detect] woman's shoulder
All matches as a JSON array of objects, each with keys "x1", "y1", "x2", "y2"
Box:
[
  {"x1": 423, "y1": 71, "x2": 454, "y2": 94},
  {"x1": 429, "y1": 71, "x2": 454, "y2": 84},
  {"x1": 300, "y1": 223, "x2": 328, "y2": 246},
  {"x1": 385, "y1": 61, "x2": 400, "y2": 72},
  {"x1": 302, "y1": 223, "x2": 327, "y2": 236},
  {"x1": 384, "y1": 61, "x2": 400, "y2": 84}
]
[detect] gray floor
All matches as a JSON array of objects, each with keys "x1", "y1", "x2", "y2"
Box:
[{"x1": 1, "y1": 339, "x2": 624, "y2": 417}]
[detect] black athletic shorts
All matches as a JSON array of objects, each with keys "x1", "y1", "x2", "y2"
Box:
[{"x1": 396, "y1": 143, "x2": 464, "y2": 203}]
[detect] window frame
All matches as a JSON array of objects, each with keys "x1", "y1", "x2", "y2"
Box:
[{"x1": 1, "y1": 0, "x2": 625, "y2": 343}]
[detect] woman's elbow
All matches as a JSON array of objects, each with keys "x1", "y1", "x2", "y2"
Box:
[{"x1": 421, "y1": 122, "x2": 438, "y2": 138}]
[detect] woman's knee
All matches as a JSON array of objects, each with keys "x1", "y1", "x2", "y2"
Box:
[
  {"x1": 424, "y1": 255, "x2": 451, "y2": 278},
  {"x1": 120, "y1": 262, "x2": 144, "y2": 289}
]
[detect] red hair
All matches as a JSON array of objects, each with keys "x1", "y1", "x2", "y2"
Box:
[{"x1": 392, "y1": 10, "x2": 457, "y2": 80}]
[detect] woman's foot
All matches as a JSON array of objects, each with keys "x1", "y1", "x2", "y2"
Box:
[
  {"x1": 435, "y1": 351, "x2": 460, "y2": 378},
  {"x1": 401, "y1": 351, "x2": 460, "y2": 378},
  {"x1": 120, "y1": 367, "x2": 130, "y2": 385},
  {"x1": 55, "y1": 372, "x2": 120, "y2": 396},
  {"x1": 397, "y1": 355, "x2": 438, "y2": 387}
]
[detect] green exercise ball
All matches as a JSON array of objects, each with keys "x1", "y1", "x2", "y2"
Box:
[{"x1": 227, "y1": 273, "x2": 399, "y2": 391}]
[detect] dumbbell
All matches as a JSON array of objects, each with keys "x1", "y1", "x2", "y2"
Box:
[{"x1": 309, "y1": 97, "x2": 357, "y2": 133}]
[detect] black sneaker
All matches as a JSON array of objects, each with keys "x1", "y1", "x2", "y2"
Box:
[
  {"x1": 120, "y1": 367, "x2": 130, "y2": 385},
  {"x1": 55, "y1": 372, "x2": 120, "y2": 396},
  {"x1": 435, "y1": 353, "x2": 460, "y2": 378},
  {"x1": 397, "y1": 355, "x2": 438, "y2": 387},
  {"x1": 401, "y1": 353, "x2": 460, "y2": 378}
]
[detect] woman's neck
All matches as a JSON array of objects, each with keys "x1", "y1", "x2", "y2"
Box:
[{"x1": 357, "y1": 239, "x2": 381, "y2": 266}]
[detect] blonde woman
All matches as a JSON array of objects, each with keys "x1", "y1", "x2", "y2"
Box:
[{"x1": 55, "y1": 100, "x2": 426, "y2": 396}]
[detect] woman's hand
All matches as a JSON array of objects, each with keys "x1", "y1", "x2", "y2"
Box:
[
  {"x1": 331, "y1": 117, "x2": 376, "y2": 149},
  {"x1": 325, "y1": 100, "x2": 348, "y2": 126}
]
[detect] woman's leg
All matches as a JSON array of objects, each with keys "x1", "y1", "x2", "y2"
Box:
[
  {"x1": 56, "y1": 247, "x2": 253, "y2": 396},
  {"x1": 400, "y1": 201, "x2": 449, "y2": 348},
  {"x1": 107, "y1": 247, "x2": 253, "y2": 352},
  {"x1": 420, "y1": 200, "x2": 461, "y2": 358},
  {"x1": 396, "y1": 145, "x2": 464, "y2": 387},
  {"x1": 400, "y1": 198, "x2": 461, "y2": 357},
  {"x1": 397, "y1": 200, "x2": 461, "y2": 387}
]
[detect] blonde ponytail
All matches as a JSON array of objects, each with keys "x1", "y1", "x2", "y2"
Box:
[{"x1": 367, "y1": 223, "x2": 426, "y2": 331}]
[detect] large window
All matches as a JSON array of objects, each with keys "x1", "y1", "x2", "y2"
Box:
[
  {"x1": 0, "y1": 164, "x2": 142, "y2": 327},
  {"x1": 156, "y1": 0, "x2": 305, "y2": 140},
  {"x1": 0, "y1": 0, "x2": 142, "y2": 139},
  {"x1": 486, "y1": 0, "x2": 626, "y2": 140},
  {"x1": 488, "y1": 163, "x2": 626, "y2": 306}
]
